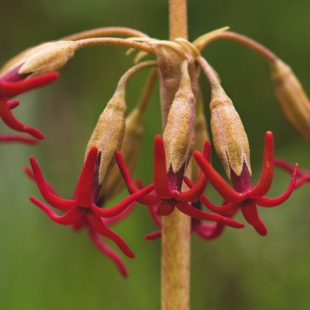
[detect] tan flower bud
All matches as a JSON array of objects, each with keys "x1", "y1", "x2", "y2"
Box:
[
  {"x1": 86, "y1": 85, "x2": 126, "y2": 186},
  {"x1": 14, "y1": 41, "x2": 78, "y2": 76},
  {"x1": 97, "y1": 107, "x2": 144, "y2": 203},
  {"x1": 270, "y1": 59, "x2": 310, "y2": 142},
  {"x1": 163, "y1": 60, "x2": 196, "y2": 173},
  {"x1": 210, "y1": 85, "x2": 251, "y2": 178},
  {"x1": 86, "y1": 61, "x2": 157, "y2": 188}
]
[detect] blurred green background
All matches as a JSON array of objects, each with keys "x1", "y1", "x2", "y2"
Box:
[{"x1": 1, "y1": 0, "x2": 310, "y2": 309}]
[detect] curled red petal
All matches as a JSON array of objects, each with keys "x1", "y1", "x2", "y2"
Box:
[
  {"x1": 0, "y1": 133, "x2": 38, "y2": 144},
  {"x1": 183, "y1": 176, "x2": 236, "y2": 214},
  {"x1": 193, "y1": 151, "x2": 243, "y2": 203},
  {"x1": 75, "y1": 147, "x2": 98, "y2": 207},
  {"x1": 91, "y1": 183, "x2": 154, "y2": 218},
  {"x1": 153, "y1": 135, "x2": 173, "y2": 198},
  {"x1": 85, "y1": 212, "x2": 135, "y2": 258},
  {"x1": 144, "y1": 230, "x2": 162, "y2": 240},
  {"x1": 103, "y1": 201, "x2": 136, "y2": 226},
  {"x1": 0, "y1": 97, "x2": 44, "y2": 139},
  {"x1": 258, "y1": 163, "x2": 298, "y2": 207},
  {"x1": 249, "y1": 131, "x2": 274, "y2": 198},
  {"x1": 88, "y1": 228, "x2": 128, "y2": 278},
  {"x1": 30, "y1": 197, "x2": 82, "y2": 225},
  {"x1": 115, "y1": 151, "x2": 158, "y2": 205},
  {"x1": 176, "y1": 201, "x2": 244, "y2": 228},
  {"x1": 0, "y1": 72, "x2": 59, "y2": 98},
  {"x1": 177, "y1": 141, "x2": 210, "y2": 202},
  {"x1": 241, "y1": 203, "x2": 267, "y2": 236},
  {"x1": 7, "y1": 100, "x2": 20, "y2": 109},
  {"x1": 30, "y1": 156, "x2": 76, "y2": 210}
]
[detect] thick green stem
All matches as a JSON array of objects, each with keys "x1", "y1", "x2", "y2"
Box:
[{"x1": 161, "y1": 1, "x2": 191, "y2": 310}]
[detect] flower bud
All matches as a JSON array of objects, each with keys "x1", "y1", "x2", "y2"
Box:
[
  {"x1": 163, "y1": 60, "x2": 196, "y2": 173},
  {"x1": 210, "y1": 85, "x2": 251, "y2": 178},
  {"x1": 97, "y1": 106, "x2": 144, "y2": 204},
  {"x1": 86, "y1": 85, "x2": 126, "y2": 186},
  {"x1": 11, "y1": 41, "x2": 78, "y2": 77},
  {"x1": 270, "y1": 59, "x2": 310, "y2": 142}
]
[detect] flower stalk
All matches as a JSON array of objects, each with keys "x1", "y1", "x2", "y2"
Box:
[{"x1": 161, "y1": 1, "x2": 191, "y2": 309}]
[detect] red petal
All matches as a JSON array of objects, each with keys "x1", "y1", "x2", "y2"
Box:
[
  {"x1": 91, "y1": 184, "x2": 154, "y2": 217},
  {"x1": 176, "y1": 201, "x2": 244, "y2": 228},
  {"x1": 250, "y1": 131, "x2": 274, "y2": 198},
  {"x1": 30, "y1": 156, "x2": 76, "y2": 210},
  {"x1": 88, "y1": 228, "x2": 128, "y2": 277},
  {"x1": 0, "y1": 72, "x2": 59, "y2": 98},
  {"x1": 193, "y1": 151, "x2": 243, "y2": 203},
  {"x1": 241, "y1": 203, "x2": 267, "y2": 236},
  {"x1": 86, "y1": 212, "x2": 135, "y2": 258},
  {"x1": 30, "y1": 197, "x2": 81, "y2": 225},
  {"x1": 75, "y1": 147, "x2": 98, "y2": 207},
  {"x1": 258, "y1": 163, "x2": 298, "y2": 207},
  {"x1": 154, "y1": 135, "x2": 173, "y2": 198},
  {"x1": 0, "y1": 97, "x2": 44, "y2": 139}
]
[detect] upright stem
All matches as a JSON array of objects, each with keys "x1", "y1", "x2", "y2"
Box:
[
  {"x1": 161, "y1": 1, "x2": 191, "y2": 310},
  {"x1": 169, "y1": 0, "x2": 188, "y2": 40}
]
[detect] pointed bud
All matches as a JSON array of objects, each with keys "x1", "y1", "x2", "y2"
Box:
[
  {"x1": 163, "y1": 60, "x2": 196, "y2": 173},
  {"x1": 210, "y1": 85, "x2": 251, "y2": 178},
  {"x1": 270, "y1": 59, "x2": 310, "y2": 142},
  {"x1": 10, "y1": 41, "x2": 78, "y2": 77},
  {"x1": 86, "y1": 61, "x2": 157, "y2": 188},
  {"x1": 86, "y1": 84, "x2": 126, "y2": 186},
  {"x1": 97, "y1": 107, "x2": 144, "y2": 204}
]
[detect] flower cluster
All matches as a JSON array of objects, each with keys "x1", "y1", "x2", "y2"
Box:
[{"x1": 1, "y1": 25, "x2": 308, "y2": 276}]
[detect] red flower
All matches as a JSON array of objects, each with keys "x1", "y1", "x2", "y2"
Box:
[
  {"x1": 0, "y1": 65, "x2": 59, "y2": 141},
  {"x1": 116, "y1": 135, "x2": 245, "y2": 229},
  {"x1": 193, "y1": 131, "x2": 298, "y2": 235},
  {"x1": 27, "y1": 147, "x2": 153, "y2": 276}
]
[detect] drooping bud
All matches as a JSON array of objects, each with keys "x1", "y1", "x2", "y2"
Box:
[
  {"x1": 7, "y1": 41, "x2": 79, "y2": 77},
  {"x1": 163, "y1": 60, "x2": 196, "y2": 173},
  {"x1": 86, "y1": 60, "x2": 157, "y2": 187},
  {"x1": 85, "y1": 83, "x2": 126, "y2": 187},
  {"x1": 97, "y1": 69, "x2": 157, "y2": 204},
  {"x1": 270, "y1": 59, "x2": 310, "y2": 142},
  {"x1": 197, "y1": 56, "x2": 251, "y2": 179},
  {"x1": 210, "y1": 85, "x2": 251, "y2": 178}
]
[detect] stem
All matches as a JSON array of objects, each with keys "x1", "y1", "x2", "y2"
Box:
[
  {"x1": 196, "y1": 31, "x2": 278, "y2": 63},
  {"x1": 169, "y1": 0, "x2": 188, "y2": 40},
  {"x1": 161, "y1": 1, "x2": 191, "y2": 310},
  {"x1": 61, "y1": 27, "x2": 149, "y2": 41},
  {"x1": 197, "y1": 56, "x2": 221, "y2": 89},
  {"x1": 75, "y1": 38, "x2": 155, "y2": 55}
]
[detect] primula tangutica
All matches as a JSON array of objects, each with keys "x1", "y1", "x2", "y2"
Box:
[{"x1": 2, "y1": 0, "x2": 310, "y2": 308}]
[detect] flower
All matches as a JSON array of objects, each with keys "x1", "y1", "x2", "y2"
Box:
[
  {"x1": 0, "y1": 64, "x2": 59, "y2": 141},
  {"x1": 27, "y1": 146, "x2": 154, "y2": 276},
  {"x1": 116, "y1": 135, "x2": 245, "y2": 229},
  {"x1": 193, "y1": 131, "x2": 298, "y2": 235}
]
